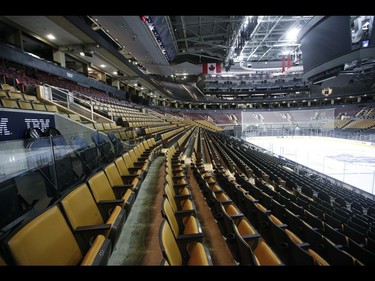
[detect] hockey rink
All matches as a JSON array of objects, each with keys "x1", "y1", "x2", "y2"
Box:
[{"x1": 246, "y1": 136, "x2": 375, "y2": 195}]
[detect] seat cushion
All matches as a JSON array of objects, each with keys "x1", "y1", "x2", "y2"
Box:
[
  {"x1": 8, "y1": 206, "x2": 82, "y2": 265},
  {"x1": 187, "y1": 243, "x2": 209, "y2": 265}
]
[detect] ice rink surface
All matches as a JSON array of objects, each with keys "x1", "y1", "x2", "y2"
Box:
[{"x1": 246, "y1": 136, "x2": 375, "y2": 195}]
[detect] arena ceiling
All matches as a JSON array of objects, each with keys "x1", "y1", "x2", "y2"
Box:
[
  {"x1": 0, "y1": 15, "x2": 314, "y2": 76},
  {"x1": 168, "y1": 16, "x2": 313, "y2": 65}
]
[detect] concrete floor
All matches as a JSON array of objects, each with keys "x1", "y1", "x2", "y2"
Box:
[
  {"x1": 108, "y1": 137, "x2": 236, "y2": 266},
  {"x1": 108, "y1": 156, "x2": 164, "y2": 265}
]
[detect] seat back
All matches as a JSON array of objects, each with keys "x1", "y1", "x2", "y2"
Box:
[
  {"x1": 164, "y1": 185, "x2": 178, "y2": 212},
  {"x1": 51, "y1": 156, "x2": 80, "y2": 194},
  {"x1": 60, "y1": 183, "x2": 104, "y2": 229},
  {"x1": 254, "y1": 238, "x2": 284, "y2": 265},
  {"x1": 1, "y1": 98, "x2": 19, "y2": 109},
  {"x1": 307, "y1": 249, "x2": 329, "y2": 266},
  {"x1": 6, "y1": 206, "x2": 83, "y2": 265},
  {"x1": 129, "y1": 149, "x2": 139, "y2": 163},
  {"x1": 71, "y1": 135, "x2": 89, "y2": 151},
  {"x1": 232, "y1": 221, "x2": 258, "y2": 265},
  {"x1": 46, "y1": 105, "x2": 58, "y2": 112},
  {"x1": 114, "y1": 157, "x2": 130, "y2": 176},
  {"x1": 187, "y1": 242, "x2": 211, "y2": 266},
  {"x1": 104, "y1": 163, "x2": 124, "y2": 187},
  {"x1": 81, "y1": 146, "x2": 102, "y2": 174},
  {"x1": 18, "y1": 100, "x2": 33, "y2": 110},
  {"x1": 159, "y1": 219, "x2": 182, "y2": 265},
  {"x1": 87, "y1": 171, "x2": 116, "y2": 202},
  {"x1": 123, "y1": 153, "x2": 135, "y2": 168},
  {"x1": 32, "y1": 102, "x2": 46, "y2": 111},
  {"x1": 91, "y1": 132, "x2": 114, "y2": 163},
  {"x1": 164, "y1": 183, "x2": 178, "y2": 200},
  {"x1": 0, "y1": 178, "x2": 31, "y2": 230},
  {"x1": 162, "y1": 197, "x2": 180, "y2": 237}
]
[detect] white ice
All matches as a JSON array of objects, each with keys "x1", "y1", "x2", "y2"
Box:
[{"x1": 246, "y1": 136, "x2": 375, "y2": 195}]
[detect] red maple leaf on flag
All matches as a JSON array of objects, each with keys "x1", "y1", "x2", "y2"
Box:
[{"x1": 209, "y1": 65, "x2": 215, "y2": 71}]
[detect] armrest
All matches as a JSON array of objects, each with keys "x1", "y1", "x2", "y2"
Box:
[
  {"x1": 121, "y1": 174, "x2": 139, "y2": 180},
  {"x1": 171, "y1": 167, "x2": 184, "y2": 172},
  {"x1": 75, "y1": 224, "x2": 111, "y2": 232},
  {"x1": 297, "y1": 242, "x2": 310, "y2": 249},
  {"x1": 137, "y1": 156, "x2": 149, "y2": 161},
  {"x1": 229, "y1": 213, "x2": 245, "y2": 220},
  {"x1": 112, "y1": 184, "x2": 134, "y2": 198},
  {"x1": 73, "y1": 224, "x2": 112, "y2": 253},
  {"x1": 113, "y1": 184, "x2": 133, "y2": 189},
  {"x1": 277, "y1": 223, "x2": 288, "y2": 229},
  {"x1": 335, "y1": 244, "x2": 344, "y2": 250},
  {"x1": 97, "y1": 199, "x2": 125, "y2": 205},
  {"x1": 174, "y1": 193, "x2": 192, "y2": 200},
  {"x1": 207, "y1": 181, "x2": 218, "y2": 186},
  {"x1": 219, "y1": 199, "x2": 233, "y2": 205},
  {"x1": 95, "y1": 199, "x2": 124, "y2": 221},
  {"x1": 263, "y1": 210, "x2": 272, "y2": 215},
  {"x1": 242, "y1": 233, "x2": 262, "y2": 240},
  {"x1": 130, "y1": 164, "x2": 144, "y2": 170},
  {"x1": 176, "y1": 232, "x2": 204, "y2": 241},
  {"x1": 173, "y1": 183, "x2": 188, "y2": 189},
  {"x1": 174, "y1": 209, "x2": 196, "y2": 217},
  {"x1": 172, "y1": 195, "x2": 192, "y2": 207},
  {"x1": 127, "y1": 167, "x2": 141, "y2": 174}
]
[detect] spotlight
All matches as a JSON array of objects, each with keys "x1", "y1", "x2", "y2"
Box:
[
  {"x1": 80, "y1": 51, "x2": 93, "y2": 57},
  {"x1": 83, "y1": 51, "x2": 93, "y2": 57}
]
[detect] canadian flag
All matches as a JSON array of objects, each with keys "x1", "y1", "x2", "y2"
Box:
[{"x1": 202, "y1": 63, "x2": 221, "y2": 74}]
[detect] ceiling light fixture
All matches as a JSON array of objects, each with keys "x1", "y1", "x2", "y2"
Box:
[
  {"x1": 46, "y1": 34, "x2": 56, "y2": 40},
  {"x1": 80, "y1": 51, "x2": 93, "y2": 58},
  {"x1": 286, "y1": 28, "x2": 300, "y2": 42}
]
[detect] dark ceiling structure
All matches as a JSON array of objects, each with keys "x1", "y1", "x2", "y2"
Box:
[
  {"x1": 167, "y1": 16, "x2": 244, "y2": 64},
  {"x1": 0, "y1": 15, "x2": 314, "y2": 76},
  {"x1": 0, "y1": 15, "x2": 373, "y2": 79}
]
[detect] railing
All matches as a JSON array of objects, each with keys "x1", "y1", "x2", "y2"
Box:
[
  {"x1": 71, "y1": 90, "x2": 115, "y2": 121},
  {"x1": 241, "y1": 132, "x2": 375, "y2": 198},
  {"x1": 242, "y1": 127, "x2": 375, "y2": 143},
  {"x1": 41, "y1": 84, "x2": 96, "y2": 122}
]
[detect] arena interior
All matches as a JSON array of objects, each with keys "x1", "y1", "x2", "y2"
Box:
[{"x1": 0, "y1": 15, "x2": 375, "y2": 266}]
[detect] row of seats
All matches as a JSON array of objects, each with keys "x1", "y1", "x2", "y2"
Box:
[
  {"x1": 202, "y1": 129, "x2": 375, "y2": 265},
  {"x1": 158, "y1": 128, "x2": 213, "y2": 265},
  {"x1": 145, "y1": 124, "x2": 177, "y2": 135},
  {"x1": 161, "y1": 126, "x2": 194, "y2": 149},
  {"x1": 2, "y1": 204, "x2": 112, "y2": 265},
  {"x1": 0, "y1": 168, "x2": 129, "y2": 265},
  {"x1": 190, "y1": 131, "x2": 284, "y2": 265},
  {"x1": 201, "y1": 129, "x2": 339, "y2": 265},
  {"x1": 0, "y1": 128, "x2": 165, "y2": 265},
  {"x1": 161, "y1": 126, "x2": 189, "y2": 141},
  {"x1": 225, "y1": 139, "x2": 374, "y2": 253},
  {"x1": 1, "y1": 96, "x2": 58, "y2": 112},
  {"x1": 209, "y1": 132, "x2": 375, "y2": 225},
  {"x1": 0, "y1": 123, "x2": 160, "y2": 235}
]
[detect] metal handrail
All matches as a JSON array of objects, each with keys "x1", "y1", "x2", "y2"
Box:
[{"x1": 43, "y1": 84, "x2": 95, "y2": 121}]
